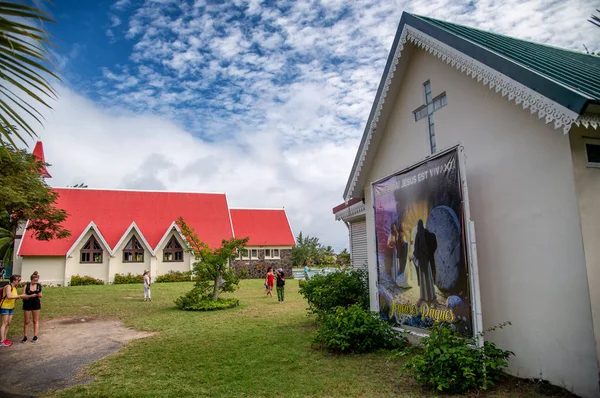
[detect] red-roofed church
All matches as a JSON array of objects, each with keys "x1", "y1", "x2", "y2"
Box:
[{"x1": 13, "y1": 142, "x2": 295, "y2": 285}]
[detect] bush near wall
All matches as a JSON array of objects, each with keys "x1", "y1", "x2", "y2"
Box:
[
  {"x1": 113, "y1": 273, "x2": 144, "y2": 284},
  {"x1": 70, "y1": 275, "x2": 104, "y2": 286},
  {"x1": 155, "y1": 270, "x2": 192, "y2": 283},
  {"x1": 298, "y1": 268, "x2": 369, "y2": 314}
]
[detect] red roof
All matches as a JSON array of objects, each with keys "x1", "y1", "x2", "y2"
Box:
[
  {"x1": 19, "y1": 188, "x2": 234, "y2": 256},
  {"x1": 230, "y1": 209, "x2": 295, "y2": 246},
  {"x1": 32, "y1": 141, "x2": 51, "y2": 178}
]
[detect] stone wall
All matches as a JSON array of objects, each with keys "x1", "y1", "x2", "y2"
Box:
[{"x1": 232, "y1": 249, "x2": 292, "y2": 279}]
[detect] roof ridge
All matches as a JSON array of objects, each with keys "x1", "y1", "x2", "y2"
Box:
[
  {"x1": 54, "y1": 187, "x2": 227, "y2": 195},
  {"x1": 411, "y1": 13, "x2": 599, "y2": 58}
]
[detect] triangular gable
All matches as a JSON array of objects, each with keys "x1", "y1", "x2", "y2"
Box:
[
  {"x1": 153, "y1": 221, "x2": 188, "y2": 254},
  {"x1": 343, "y1": 12, "x2": 600, "y2": 201},
  {"x1": 111, "y1": 222, "x2": 154, "y2": 256},
  {"x1": 65, "y1": 222, "x2": 111, "y2": 258}
]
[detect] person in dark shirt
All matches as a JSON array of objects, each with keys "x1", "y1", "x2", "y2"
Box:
[
  {"x1": 22, "y1": 271, "x2": 42, "y2": 343},
  {"x1": 276, "y1": 268, "x2": 285, "y2": 304}
]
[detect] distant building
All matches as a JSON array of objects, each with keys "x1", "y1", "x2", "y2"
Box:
[{"x1": 14, "y1": 143, "x2": 295, "y2": 284}]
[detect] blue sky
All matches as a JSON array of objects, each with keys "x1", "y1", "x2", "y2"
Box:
[{"x1": 33, "y1": 0, "x2": 600, "y2": 251}]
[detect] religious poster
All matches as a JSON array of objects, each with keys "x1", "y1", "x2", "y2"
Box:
[{"x1": 373, "y1": 147, "x2": 474, "y2": 336}]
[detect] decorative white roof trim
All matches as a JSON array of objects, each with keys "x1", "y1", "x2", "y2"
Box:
[
  {"x1": 282, "y1": 209, "x2": 295, "y2": 245},
  {"x1": 111, "y1": 222, "x2": 155, "y2": 256},
  {"x1": 574, "y1": 113, "x2": 600, "y2": 130},
  {"x1": 334, "y1": 202, "x2": 366, "y2": 221},
  {"x1": 65, "y1": 222, "x2": 111, "y2": 258},
  {"x1": 153, "y1": 221, "x2": 187, "y2": 253},
  {"x1": 15, "y1": 220, "x2": 29, "y2": 257},
  {"x1": 347, "y1": 25, "x2": 584, "y2": 200}
]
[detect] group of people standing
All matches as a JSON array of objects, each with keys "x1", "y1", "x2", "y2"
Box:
[
  {"x1": 0, "y1": 271, "x2": 42, "y2": 346},
  {"x1": 264, "y1": 266, "x2": 285, "y2": 303}
]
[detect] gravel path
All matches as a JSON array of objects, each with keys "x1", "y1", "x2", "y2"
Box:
[{"x1": 0, "y1": 316, "x2": 154, "y2": 397}]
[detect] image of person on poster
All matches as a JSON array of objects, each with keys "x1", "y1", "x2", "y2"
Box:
[
  {"x1": 387, "y1": 222, "x2": 410, "y2": 289},
  {"x1": 412, "y1": 219, "x2": 439, "y2": 307}
]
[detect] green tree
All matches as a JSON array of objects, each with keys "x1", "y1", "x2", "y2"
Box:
[
  {"x1": 322, "y1": 245, "x2": 336, "y2": 265},
  {"x1": 177, "y1": 217, "x2": 249, "y2": 301},
  {"x1": 292, "y1": 231, "x2": 324, "y2": 266},
  {"x1": 0, "y1": 1, "x2": 59, "y2": 146},
  {"x1": 0, "y1": 225, "x2": 13, "y2": 268},
  {"x1": 0, "y1": 144, "x2": 70, "y2": 269},
  {"x1": 337, "y1": 248, "x2": 351, "y2": 266}
]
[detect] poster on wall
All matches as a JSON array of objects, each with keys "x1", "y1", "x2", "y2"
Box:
[{"x1": 373, "y1": 146, "x2": 475, "y2": 336}]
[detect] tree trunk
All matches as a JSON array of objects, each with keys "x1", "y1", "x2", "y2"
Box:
[{"x1": 212, "y1": 274, "x2": 220, "y2": 301}]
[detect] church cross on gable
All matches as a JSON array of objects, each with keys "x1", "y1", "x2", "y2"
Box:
[{"x1": 412, "y1": 80, "x2": 447, "y2": 154}]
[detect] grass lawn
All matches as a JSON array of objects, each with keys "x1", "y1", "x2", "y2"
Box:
[{"x1": 11, "y1": 280, "x2": 547, "y2": 397}]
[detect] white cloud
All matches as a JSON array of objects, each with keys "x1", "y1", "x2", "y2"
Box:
[
  {"x1": 33, "y1": 86, "x2": 353, "y2": 250},
  {"x1": 41, "y1": 0, "x2": 600, "y2": 251}
]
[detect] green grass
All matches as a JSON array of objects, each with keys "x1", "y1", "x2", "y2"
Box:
[{"x1": 7, "y1": 280, "x2": 546, "y2": 397}]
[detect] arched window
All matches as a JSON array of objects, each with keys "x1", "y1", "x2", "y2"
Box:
[
  {"x1": 123, "y1": 236, "x2": 144, "y2": 262},
  {"x1": 80, "y1": 235, "x2": 103, "y2": 263},
  {"x1": 163, "y1": 236, "x2": 183, "y2": 262}
]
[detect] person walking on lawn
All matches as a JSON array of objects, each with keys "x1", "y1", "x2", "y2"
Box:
[
  {"x1": 143, "y1": 270, "x2": 152, "y2": 302},
  {"x1": 265, "y1": 266, "x2": 274, "y2": 298},
  {"x1": 276, "y1": 268, "x2": 285, "y2": 304}
]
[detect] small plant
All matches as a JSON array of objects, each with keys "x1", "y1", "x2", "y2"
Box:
[
  {"x1": 298, "y1": 268, "x2": 368, "y2": 314},
  {"x1": 113, "y1": 273, "x2": 143, "y2": 284},
  {"x1": 176, "y1": 217, "x2": 248, "y2": 303},
  {"x1": 70, "y1": 274, "x2": 104, "y2": 286},
  {"x1": 315, "y1": 304, "x2": 405, "y2": 354},
  {"x1": 174, "y1": 287, "x2": 239, "y2": 311},
  {"x1": 402, "y1": 322, "x2": 514, "y2": 393},
  {"x1": 155, "y1": 270, "x2": 192, "y2": 283}
]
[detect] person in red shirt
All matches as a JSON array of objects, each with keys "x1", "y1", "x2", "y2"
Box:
[{"x1": 265, "y1": 266, "x2": 274, "y2": 298}]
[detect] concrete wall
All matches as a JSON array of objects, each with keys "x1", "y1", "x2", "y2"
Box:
[
  {"x1": 20, "y1": 256, "x2": 65, "y2": 285},
  {"x1": 362, "y1": 45, "x2": 599, "y2": 397},
  {"x1": 570, "y1": 125, "x2": 600, "y2": 367},
  {"x1": 65, "y1": 230, "x2": 109, "y2": 284}
]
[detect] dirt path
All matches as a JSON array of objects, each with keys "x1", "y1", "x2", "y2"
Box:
[{"x1": 0, "y1": 316, "x2": 155, "y2": 397}]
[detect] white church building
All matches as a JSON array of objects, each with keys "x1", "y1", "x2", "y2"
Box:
[{"x1": 334, "y1": 13, "x2": 600, "y2": 397}]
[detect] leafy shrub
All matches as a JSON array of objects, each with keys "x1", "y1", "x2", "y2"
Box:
[
  {"x1": 298, "y1": 268, "x2": 368, "y2": 314},
  {"x1": 315, "y1": 304, "x2": 405, "y2": 353},
  {"x1": 113, "y1": 273, "x2": 143, "y2": 284},
  {"x1": 155, "y1": 270, "x2": 192, "y2": 283},
  {"x1": 70, "y1": 274, "x2": 104, "y2": 286},
  {"x1": 235, "y1": 269, "x2": 249, "y2": 279},
  {"x1": 174, "y1": 287, "x2": 239, "y2": 311},
  {"x1": 403, "y1": 322, "x2": 514, "y2": 393}
]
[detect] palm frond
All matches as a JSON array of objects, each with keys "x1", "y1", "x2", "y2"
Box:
[{"x1": 0, "y1": 1, "x2": 58, "y2": 146}]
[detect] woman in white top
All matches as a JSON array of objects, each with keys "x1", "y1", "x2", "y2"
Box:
[{"x1": 143, "y1": 270, "x2": 151, "y2": 302}]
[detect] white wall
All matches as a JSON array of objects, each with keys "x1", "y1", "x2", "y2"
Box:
[
  {"x1": 570, "y1": 124, "x2": 600, "y2": 366},
  {"x1": 65, "y1": 229, "x2": 109, "y2": 284},
  {"x1": 363, "y1": 46, "x2": 599, "y2": 397},
  {"x1": 21, "y1": 256, "x2": 65, "y2": 285}
]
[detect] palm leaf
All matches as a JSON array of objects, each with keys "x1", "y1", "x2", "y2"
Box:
[{"x1": 0, "y1": 1, "x2": 58, "y2": 146}]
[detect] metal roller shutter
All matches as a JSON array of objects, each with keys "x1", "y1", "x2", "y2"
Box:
[{"x1": 350, "y1": 220, "x2": 368, "y2": 269}]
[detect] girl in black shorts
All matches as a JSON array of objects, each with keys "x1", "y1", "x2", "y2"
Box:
[{"x1": 22, "y1": 271, "x2": 42, "y2": 343}]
